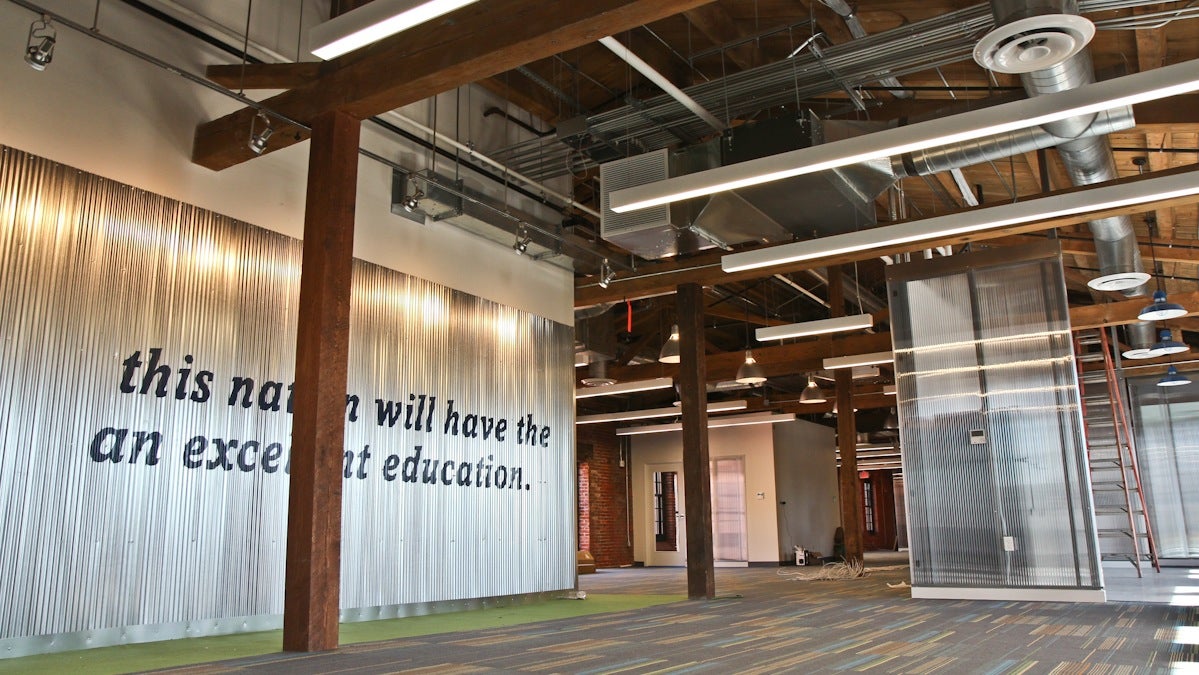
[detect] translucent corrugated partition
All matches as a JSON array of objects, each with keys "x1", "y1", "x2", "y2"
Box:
[
  {"x1": 887, "y1": 242, "x2": 1100, "y2": 594},
  {"x1": 0, "y1": 146, "x2": 575, "y2": 655},
  {"x1": 1127, "y1": 373, "x2": 1199, "y2": 558}
]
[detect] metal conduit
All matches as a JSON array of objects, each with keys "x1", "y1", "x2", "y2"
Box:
[
  {"x1": 818, "y1": 0, "x2": 913, "y2": 98},
  {"x1": 492, "y1": 0, "x2": 1165, "y2": 182}
]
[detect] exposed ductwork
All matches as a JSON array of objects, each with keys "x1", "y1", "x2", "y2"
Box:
[
  {"x1": 978, "y1": 0, "x2": 1149, "y2": 297},
  {"x1": 978, "y1": 0, "x2": 1156, "y2": 353},
  {"x1": 891, "y1": 106, "x2": 1135, "y2": 179},
  {"x1": 1022, "y1": 52, "x2": 1149, "y2": 295}
]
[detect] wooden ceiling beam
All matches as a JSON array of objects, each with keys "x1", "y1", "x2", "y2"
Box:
[
  {"x1": 1126, "y1": 95, "x2": 1199, "y2": 133},
  {"x1": 577, "y1": 165, "x2": 1199, "y2": 307},
  {"x1": 474, "y1": 75, "x2": 564, "y2": 126},
  {"x1": 848, "y1": 95, "x2": 1199, "y2": 130},
  {"x1": 207, "y1": 62, "x2": 325, "y2": 89},
  {"x1": 985, "y1": 232, "x2": 1199, "y2": 265},
  {"x1": 192, "y1": 0, "x2": 717, "y2": 170},
  {"x1": 602, "y1": 292, "x2": 1199, "y2": 386},
  {"x1": 682, "y1": 4, "x2": 757, "y2": 71},
  {"x1": 1133, "y1": 5, "x2": 1167, "y2": 74},
  {"x1": 703, "y1": 303, "x2": 788, "y2": 327},
  {"x1": 1070, "y1": 290, "x2": 1199, "y2": 330},
  {"x1": 604, "y1": 331, "x2": 893, "y2": 383}
]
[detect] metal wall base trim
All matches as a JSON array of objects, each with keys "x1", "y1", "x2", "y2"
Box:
[
  {"x1": 0, "y1": 589, "x2": 576, "y2": 660},
  {"x1": 911, "y1": 586, "x2": 1107, "y2": 603}
]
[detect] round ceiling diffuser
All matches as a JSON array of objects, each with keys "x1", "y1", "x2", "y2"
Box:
[
  {"x1": 1087, "y1": 271, "x2": 1151, "y2": 293},
  {"x1": 973, "y1": 14, "x2": 1095, "y2": 74}
]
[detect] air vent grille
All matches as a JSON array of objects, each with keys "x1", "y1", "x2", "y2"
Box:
[{"x1": 600, "y1": 149, "x2": 671, "y2": 237}]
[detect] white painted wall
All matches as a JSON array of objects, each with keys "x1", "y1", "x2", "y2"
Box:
[
  {"x1": 773, "y1": 420, "x2": 840, "y2": 562},
  {"x1": 0, "y1": 0, "x2": 574, "y2": 324},
  {"x1": 630, "y1": 425, "x2": 781, "y2": 564}
]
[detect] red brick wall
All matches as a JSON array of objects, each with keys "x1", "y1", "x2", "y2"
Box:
[
  {"x1": 577, "y1": 463, "x2": 591, "y2": 551},
  {"x1": 576, "y1": 424, "x2": 633, "y2": 567}
]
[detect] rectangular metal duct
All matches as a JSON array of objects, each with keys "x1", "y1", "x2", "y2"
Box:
[
  {"x1": 599, "y1": 148, "x2": 724, "y2": 259},
  {"x1": 725, "y1": 116, "x2": 894, "y2": 239},
  {"x1": 597, "y1": 115, "x2": 895, "y2": 259}
]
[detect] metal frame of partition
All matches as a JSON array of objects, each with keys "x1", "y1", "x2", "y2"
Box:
[{"x1": 887, "y1": 241, "x2": 1103, "y2": 601}]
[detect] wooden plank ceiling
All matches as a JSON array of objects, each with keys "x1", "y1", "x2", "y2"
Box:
[{"x1": 193, "y1": 0, "x2": 1199, "y2": 424}]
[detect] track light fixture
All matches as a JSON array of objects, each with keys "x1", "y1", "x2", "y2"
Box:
[
  {"x1": 597, "y1": 259, "x2": 615, "y2": 289},
  {"x1": 248, "y1": 111, "x2": 274, "y2": 155},
  {"x1": 401, "y1": 188, "x2": 424, "y2": 213},
  {"x1": 512, "y1": 225, "x2": 531, "y2": 255},
  {"x1": 24, "y1": 17, "x2": 56, "y2": 71}
]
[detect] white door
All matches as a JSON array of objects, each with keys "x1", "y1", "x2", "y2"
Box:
[{"x1": 646, "y1": 463, "x2": 686, "y2": 566}]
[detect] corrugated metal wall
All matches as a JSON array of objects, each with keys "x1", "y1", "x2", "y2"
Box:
[
  {"x1": 887, "y1": 243, "x2": 1101, "y2": 591},
  {"x1": 0, "y1": 146, "x2": 575, "y2": 652},
  {"x1": 1128, "y1": 375, "x2": 1199, "y2": 558}
]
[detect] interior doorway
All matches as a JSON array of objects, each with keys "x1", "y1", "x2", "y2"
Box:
[{"x1": 647, "y1": 463, "x2": 686, "y2": 566}]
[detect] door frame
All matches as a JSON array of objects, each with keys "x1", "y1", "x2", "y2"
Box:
[{"x1": 646, "y1": 462, "x2": 686, "y2": 566}]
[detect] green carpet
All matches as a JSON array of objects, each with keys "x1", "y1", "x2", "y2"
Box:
[{"x1": 0, "y1": 593, "x2": 683, "y2": 675}]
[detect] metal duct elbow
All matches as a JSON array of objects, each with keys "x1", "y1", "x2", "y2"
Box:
[{"x1": 1023, "y1": 53, "x2": 1147, "y2": 296}]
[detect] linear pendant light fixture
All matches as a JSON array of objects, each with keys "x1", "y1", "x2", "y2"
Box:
[
  {"x1": 616, "y1": 412, "x2": 796, "y2": 436},
  {"x1": 823, "y1": 351, "x2": 894, "y2": 370},
  {"x1": 722, "y1": 168, "x2": 1199, "y2": 273},
  {"x1": 576, "y1": 400, "x2": 748, "y2": 425},
  {"x1": 610, "y1": 58, "x2": 1199, "y2": 214},
  {"x1": 311, "y1": 0, "x2": 482, "y2": 60},
  {"x1": 756, "y1": 313, "x2": 873, "y2": 341},
  {"x1": 574, "y1": 377, "x2": 674, "y2": 399}
]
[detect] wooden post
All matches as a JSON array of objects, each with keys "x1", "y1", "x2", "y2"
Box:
[
  {"x1": 829, "y1": 269, "x2": 864, "y2": 564},
  {"x1": 283, "y1": 109, "x2": 361, "y2": 652},
  {"x1": 678, "y1": 283, "x2": 715, "y2": 599}
]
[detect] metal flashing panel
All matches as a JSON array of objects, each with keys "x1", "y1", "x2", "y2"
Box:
[{"x1": 0, "y1": 147, "x2": 575, "y2": 655}]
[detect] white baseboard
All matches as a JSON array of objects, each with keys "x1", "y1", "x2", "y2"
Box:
[{"x1": 910, "y1": 586, "x2": 1106, "y2": 603}]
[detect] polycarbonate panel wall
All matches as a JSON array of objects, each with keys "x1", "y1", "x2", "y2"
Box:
[
  {"x1": 1128, "y1": 374, "x2": 1199, "y2": 558},
  {"x1": 887, "y1": 243, "x2": 1100, "y2": 591},
  {"x1": 0, "y1": 147, "x2": 575, "y2": 653}
]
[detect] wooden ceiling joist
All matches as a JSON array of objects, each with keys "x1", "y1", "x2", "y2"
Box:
[{"x1": 193, "y1": 0, "x2": 717, "y2": 170}]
